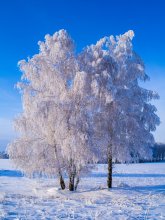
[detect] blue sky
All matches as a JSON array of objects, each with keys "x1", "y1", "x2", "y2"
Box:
[{"x1": 0, "y1": 0, "x2": 165, "y2": 150}]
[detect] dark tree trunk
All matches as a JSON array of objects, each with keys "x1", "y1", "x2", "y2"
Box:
[
  {"x1": 54, "y1": 145, "x2": 65, "y2": 190},
  {"x1": 68, "y1": 159, "x2": 77, "y2": 191},
  {"x1": 60, "y1": 175, "x2": 65, "y2": 190},
  {"x1": 107, "y1": 144, "x2": 112, "y2": 188},
  {"x1": 75, "y1": 176, "x2": 80, "y2": 191},
  {"x1": 69, "y1": 175, "x2": 75, "y2": 191}
]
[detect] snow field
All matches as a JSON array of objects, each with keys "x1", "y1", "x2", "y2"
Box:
[{"x1": 0, "y1": 160, "x2": 165, "y2": 219}]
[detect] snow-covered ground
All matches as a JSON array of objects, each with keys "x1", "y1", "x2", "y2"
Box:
[{"x1": 0, "y1": 160, "x2": 165, "y2": 219}]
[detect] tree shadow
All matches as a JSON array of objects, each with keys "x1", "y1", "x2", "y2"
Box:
[
  {"x1": 76, "y1": 184, "x2": 165, "y2": 194},
  {"x1": 112, "y1": 184, "x2": 165, "y2": 194}
]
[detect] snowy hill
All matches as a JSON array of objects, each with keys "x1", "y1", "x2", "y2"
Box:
[{"x1": 0, "y1": 159, "x2": 165, "y2": 219}]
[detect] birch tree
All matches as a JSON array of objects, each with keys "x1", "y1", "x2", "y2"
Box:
[
  {"x1": 80, "y1": 30, "x2": 160, "y2": 188},
  {"x1": 8, "y1": 30, "x2": 95, "y2": 191}
]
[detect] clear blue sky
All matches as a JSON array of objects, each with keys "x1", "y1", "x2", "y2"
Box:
[{"x1": 0, "y1": 0, "x2": 165, "y2": 150}]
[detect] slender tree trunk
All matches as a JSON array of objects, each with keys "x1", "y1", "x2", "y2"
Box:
[
  {"x1": 59, "y1": 174, "x2": 65, "y2": 190},
  {"x1": 69, "y1": 174, "x2": 75, "y2": 191},
  {"x1": 68, "y1": 158, "x2": 77, "y2": 191},
  {"x1": 54, "y1": 145, "x2": 65, "y2": 190},
  {"x1": 107, "y1": 144, "x2": 112, "y2": 188},
  {"x1": 74, "y1": 176, "x2": 80, "y2": 191}
]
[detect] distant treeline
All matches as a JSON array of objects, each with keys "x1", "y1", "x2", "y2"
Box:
[
  {"x1": 152, "y1": 143, "x2": 165, "y2": 162},
  {"x1": 138, "y1": 143, "x2": 165, "y2": 163},
  {"x1": 0, "y1": 151, "x2": 9, "y2": 159}
]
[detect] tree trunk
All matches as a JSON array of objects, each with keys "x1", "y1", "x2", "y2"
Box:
[
  {"x1": 107, "y1": 144, "x2": 112, "y2": 188},
  {"x1": 69, "y1": 174, "x2": 75, "y2": 191},
  {"x1": 75, "y1": 176, "x2": 80, "y2": 191},
  {"x1": 54, "y1": 145, "x2": 65, "y2": 190},
  {"x1": 60, "y1": 174, "x2": 65, "y2": 190}
]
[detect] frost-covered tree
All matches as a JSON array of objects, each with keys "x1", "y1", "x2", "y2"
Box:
[
  {"x1": 107, "y1": 31, "x2": 160, "y2": 187},
  {"x1": 80, "y1": 30, "x2": 160, "y2": 188},
  {"x1": 8, "y1": 29, "x2": 160, "y2": 191},
  {"x1": 8, "y1": 30, "x2": 95, "y2": 191}
]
